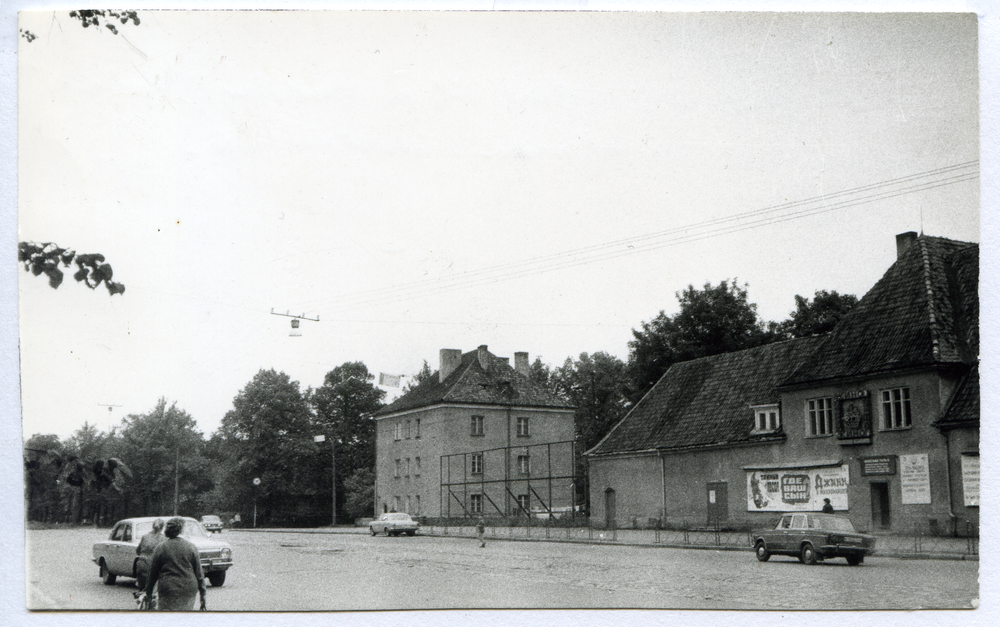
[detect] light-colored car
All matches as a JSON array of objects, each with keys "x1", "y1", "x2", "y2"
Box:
[
  {"x1": 753, "y1": 513, "x2": 876, "y2": 566},
  {"x1": 201, "y1": 515, "x2": 223, "y2": 533},
  {"x1": 369, "y1": 512, "x2": 419, "y2": 536},
  {"x1": 92, "y1": 516, "x2": 233, "y2": 588}
]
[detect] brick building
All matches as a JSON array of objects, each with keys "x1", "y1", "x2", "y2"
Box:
[
  {"x1": 586, "y1": 233, "x2": 979, "y2": 536},
  {"x1": 374, "y1": 345, "x2": 576, "y2": 519}
]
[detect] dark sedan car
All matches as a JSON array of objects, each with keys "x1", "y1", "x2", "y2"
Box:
[{"x1": 753, "y1": 513, "x2": 876, "y2": 565}]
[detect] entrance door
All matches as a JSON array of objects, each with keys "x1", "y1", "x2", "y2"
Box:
[
  {"x1": 604, "y1": 488, "x2": 616, "y2": 528},
  {"x1": 707, "y1": 481, "x2": 728, "y2": 528},
  {"x1": 870, "y1": 482, "x2": 890, "y2": 530}
]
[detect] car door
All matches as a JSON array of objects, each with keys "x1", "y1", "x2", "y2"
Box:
[
  {"x1": 771, "y1": 514, "x2": 793, "y2": 552},
  {"x1": 789, "y1": 514, "x2": 808, "y2": 550},
  {"x1": 105, "y1": 523, "x2": 125, "y2": 574},
  {"x1": 114, "y1": 523, "x2": 135, "y2": 575}
]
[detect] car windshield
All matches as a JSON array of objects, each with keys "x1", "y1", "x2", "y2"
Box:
[
  {"x1": 181, "y1": 519, "x2": 210, "y2": 538},
  {"x1": 817, "y1": 516, "x2": 858, "y2": 532},
  {"x1": 388, "y1": 514, "x2": 410, "y2": 520},
  {"x1": 203, "y1": 516, "x2": 221, "y2": 523}
]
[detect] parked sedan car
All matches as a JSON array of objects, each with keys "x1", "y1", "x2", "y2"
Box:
[
  {"x1": 92, "y1": 516, "x2": 233, "y2": 588},
  {"x1": 753, "y1": 512, "x2": 876, "y2": 565},
  {"x1": 201, "y1": 515, "x2": 223, "y2": 533},
  {"x1": 369, "y1": 512, "x2": 419, "y2": 536}
]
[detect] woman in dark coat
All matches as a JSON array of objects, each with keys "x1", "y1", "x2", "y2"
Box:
[
  {"x1": 135, "y1": 518, "x2": 165, "y2": 591},
  {"x1": 144, "y1": 517, "x2": 206, "y2": 611}
]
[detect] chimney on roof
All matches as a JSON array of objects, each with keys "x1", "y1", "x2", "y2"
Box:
[
  {"x1": 477, "y1": 345, "x2": 491, "y2": 370},
  {"x1": 439, "y1": 348, "x2": 462, "y2": 383},
  {"x1": 896, "y1": 231, "x2": 918, "y2": 260},
  {"x1": 514, "y1": 351, "x2": 529, "y2": 376}
]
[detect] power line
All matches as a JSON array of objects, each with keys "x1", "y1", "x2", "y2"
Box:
[{"x1": 300, "y1": 162, "x2": 977, "y2": 316}]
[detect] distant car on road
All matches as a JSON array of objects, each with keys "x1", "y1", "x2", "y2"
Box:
[
  {"x1": 753, "y1": 512, "x2": 876, "y2": 565},
  {"x1": 92, "y1": 516, "x2": 234, "y2": 588},
  {"x1": 370, "y1": 512, "x2": 419, "y2": 536},
  {"x1": 201, "y1": 515, "x2": 223, "y2": 533}
]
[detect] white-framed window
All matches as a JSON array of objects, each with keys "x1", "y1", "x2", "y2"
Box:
[
  {"x1": 806, "y1": 397, "x2": 834, "y2": 436},
  {"x1": 393, "y1": 422, "x2": 402, "y2": 441},
  {"x1": 752, "y1": 404, "x2": 780, "y2": 433},
  {"x1": 471, "y1": 415, "x2": 484, "y2": 436},
  {"x1": 394, "y1": 496, "x2": 401, "y2": 512},
  {"x1": 471, "y1": 453, "x2": 483, "y2": 475},
  {"x1": 517, "y1": 454, "x2": 530, "y2": 475},
  {"x1": 470, "y1": 494, "x2": 483, "y2": 514},
  {"x1": 405, "y1": 458, "x2": 411, "y2": 478},
  {"x1": 405, "y1": 420, "x2": 411, "y2": 439},
  {"x1": 881, "y1": 387, "x2": 912, "y2": 430},
  {"x1": 415, "y1": 495, "x2": 421, "y2": 515},
  {"x1": 517, "y1": 417, "x2": 530, "y2": 437},
  {"x1": 516, "y1": 494, "x2": 529, "y2": 512},
  {"x1": 415, "y1": 418, "x2": 421, "y2": 439},
  {"x1": 414, "y1": 457, "x2": 421, "y2": 477},
  {"x1": 394, "y1": 459, "x2": 401, "y2": 477}
]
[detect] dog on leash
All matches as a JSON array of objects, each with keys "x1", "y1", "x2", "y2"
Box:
[{"x1": 134, "y1": 590, "x2": 157, "y2": 611}]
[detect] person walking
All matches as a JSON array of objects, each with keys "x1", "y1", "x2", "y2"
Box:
[
  {"x1": 144, "y1": 517, "x2": 207, "y2": 611},
  {"x1": 822, "y1": 498, "x2": 834, "y2": 514},
  {"x1": 476, "y1": 516, "x2": 486, "y2": 548},
  {"x1": 135, "y1": 518, "x2": 166, "y2": 592}
]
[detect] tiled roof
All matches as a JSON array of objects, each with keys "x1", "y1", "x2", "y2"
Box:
[
  {"x1": 782, "y1": 236, "x2": 978, "y2": 386},
  {"x1": 588, "y1": 234, "x2": 978, "y2": 456},
  {"x1": 586, "y1": 336, "x2": 825, "y2": 455},
  {"x1": 936, "y1": 363, "x2": 979, "y2": 430},
  {"x1": 375, "y1": 349, "x2": 574, "y2": 416}
]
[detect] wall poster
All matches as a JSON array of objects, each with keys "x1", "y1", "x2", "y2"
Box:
[
  {"x1": 960, "y1": 454, "x2": 979, "y2": 507},
  {"x1": 747, "y1": 464, "x2": 850, "y2": 511},
  {"x1": 899, "y1": 453, "x2": 932, "y2": 504}
]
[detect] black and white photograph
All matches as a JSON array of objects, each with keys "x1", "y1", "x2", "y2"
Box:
[{"x1": 4, "y1": 0, "x2": 994, "y2": 623}]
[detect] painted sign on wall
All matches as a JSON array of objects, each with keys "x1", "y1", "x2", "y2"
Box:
[
  {"x1": 899, "y1": 453, "x2": 932, "y2": 505},
  {"x1": 961, "y1": 454, "x2": 979, "y2": 507},
  {"x1": 747, "y1": 464, "x2": 850, "y2": 511}
]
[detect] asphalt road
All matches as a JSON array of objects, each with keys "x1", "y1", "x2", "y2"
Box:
[{"x1": 26, "y1": 527, "x2": 978, "y2": 611}]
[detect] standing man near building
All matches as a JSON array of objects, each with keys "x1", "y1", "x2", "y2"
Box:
[
  {"x1": 476, "y1": 516, "x2": 486, "y2": 548},
  {"x1": 822, "y1": 498, "x2": 834, "y2": 514}
]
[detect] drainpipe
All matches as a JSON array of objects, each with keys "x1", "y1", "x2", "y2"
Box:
[
  {"x1": 660, "y1": 450, "x2": 667, "y2": 526},
  {"x1": 943, "y1": 430, "x2": 957, "y2": 536}
]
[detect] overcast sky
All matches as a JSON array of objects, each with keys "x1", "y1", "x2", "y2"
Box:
[{"x1": 16, "y1": 9, "x2": 980, "y2": 440}]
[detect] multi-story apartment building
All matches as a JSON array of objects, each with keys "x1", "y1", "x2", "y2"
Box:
[{"x1": 374, "y1": 345, "x2": 576, "y2": 519}]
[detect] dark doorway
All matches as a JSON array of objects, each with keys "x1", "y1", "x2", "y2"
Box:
[
  {"x1": 604, "y1": 488, "x2": 616, "y2": 528},
  {"x1": 707, "y1": 481, "x2": 728, "y2": 528},
  {"x1": 870, "y1": 482, "x2": 891, "y2": 530}
]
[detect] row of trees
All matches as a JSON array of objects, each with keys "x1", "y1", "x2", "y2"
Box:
[
  {"x1": 24, "y1": 280, "x2": 856, "y2": 526},
  {"x1": 25, "y1": 364, "x2": 386, "y2": 527}
]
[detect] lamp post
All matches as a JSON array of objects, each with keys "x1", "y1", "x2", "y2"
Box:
[
  {"x1": 314, "y1": 434, "x2": 336, "y2": 526},
  {"x1": 252, "y1": 477, "x2": 261, "y2": 528}
]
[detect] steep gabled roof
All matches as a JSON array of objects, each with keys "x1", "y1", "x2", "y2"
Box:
[
  {"x1": 588, "y1": 234, "x2": 979, "y2": 457},
  {"x1": 935, "y1": 363, "x2": 979, "y2": 431},
  {"x1": 586, "y1": 336, "x2": 824, "y2": 455},
  {"x1": 375, "y1": 348, "x2": 574, "y2": 417},
  {"x1": 781, "y1": 236, "x2": 978, "y2": 387}
]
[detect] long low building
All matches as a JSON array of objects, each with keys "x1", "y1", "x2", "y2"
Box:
[{"x1": 586, "y1": 233, "x2": 979, "y2": 536}]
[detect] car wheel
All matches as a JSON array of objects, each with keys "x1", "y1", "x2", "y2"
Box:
[
  {"x1": 208, "y1": 571, "x2": 226, "y2": 587},
  {"x1": 801, "y1": 543, "x2": 818, "y2": 566},
  {"x1": 100, "y1": 560, "x2": 117, "y2": 585},
  {"x1": 755, "y1": 542, "x2": 770, "y2": 562},
  {"x1": 370, "y1": 527, "x2": 377, "y2": 536},
  {"x1": 407, "y1": 530, "x2": 416, "y2": 537},
  {"x1": 384, "y1": 527, "x2": 391, "y2": 537},
  {"x1": 846, "y1": 555, "x2": 863, "y2": 566}
]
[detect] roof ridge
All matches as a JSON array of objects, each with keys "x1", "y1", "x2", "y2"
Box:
[{"x1": 917, "y1": 238, "x2": 943, "y2": 361}]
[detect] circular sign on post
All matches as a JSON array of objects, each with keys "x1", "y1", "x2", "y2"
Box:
[{"x1": 253, "y1": 477, "x2": 261, "y2": 486}]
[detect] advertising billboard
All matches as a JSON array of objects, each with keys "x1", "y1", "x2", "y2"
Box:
[{"x1": 747, "y1": 464, "x2": 850, "y2": 511}]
